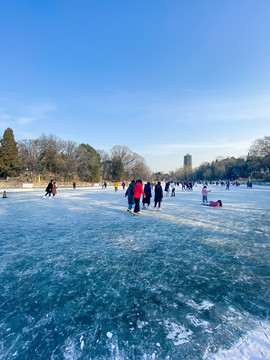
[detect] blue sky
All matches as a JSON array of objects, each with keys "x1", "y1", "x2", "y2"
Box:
[{"x1": 0, "y1": 0, "x2": 270, "y2": 172}]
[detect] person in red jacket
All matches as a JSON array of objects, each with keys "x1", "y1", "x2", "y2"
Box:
[
  {"x1": 133, "y1": 180, "x2": 146, "y2": 214},
  {"x1": 203, "y1": 200, "x2": 222, "y2": 207}
]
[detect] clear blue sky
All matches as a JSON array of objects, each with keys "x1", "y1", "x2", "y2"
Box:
[{"x1": 0, "y1": 0, "x2": 269, "y2": 172}]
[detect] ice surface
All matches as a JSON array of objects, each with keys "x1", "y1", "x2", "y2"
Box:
[{"x1": 0, "y1": 184, "x2": 270, "y2": 359}]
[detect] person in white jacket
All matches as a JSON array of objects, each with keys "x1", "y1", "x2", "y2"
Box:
[{"x1": 170, "y1": 182, "x2": 176, "y2": 196}]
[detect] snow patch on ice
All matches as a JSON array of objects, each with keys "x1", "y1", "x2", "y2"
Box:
[
  {"x1": 205, "y1": 321, "x2": 270, "y2": 360},
  {"x1": 186, "y1": 314, "x2": 210, "y2": 328},
  {"x1": 187, "y1": 299, "x2": 215, "y2": 311},
  {"x1": 137, "y1": 320, "x2": 149, "y2": 329},
  {"x1": 79, "y1": 335, "x2": 84, "y2": 350},
  {"x1": 63, "y1": 338, "x2": 80, "y2": 360},
  {"x1": 162, "y1": 320, "x2": 193, "y2": 346}
]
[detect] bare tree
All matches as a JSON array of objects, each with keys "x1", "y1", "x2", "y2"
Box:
[
  {"x1": 36, "y1": 134, "x2": 65, "y2": 174},
  {"x1": 60, "y1": 140, "x2": 78, "y2": 180},
  {"x1": 18, "y1": 139, "x2": 41, "y2": 174},
  {"x1": 249, "y1": 136, "x2": 270, "y2": 172},
  {"x1": 97, "y1": 149, "x2": 112, "y2": 180},
  {"x1": 110, "y1": 145, "x2": 151, "y2": 180},
  {"x1": 249, "y1": 136, "x2": 270, "y2": 158}
]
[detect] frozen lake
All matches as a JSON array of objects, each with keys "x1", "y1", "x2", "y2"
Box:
[{"x1": 0, "y1": 184, "x2": 270, "y2": 359}]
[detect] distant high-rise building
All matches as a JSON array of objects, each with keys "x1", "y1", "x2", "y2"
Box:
[{"x1": 184, "y1": 153, "x2": 192, "y2": 169}]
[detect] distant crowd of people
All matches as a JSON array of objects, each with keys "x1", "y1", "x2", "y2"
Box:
[{"x1": 43, "y1": 177, "x2": 251, "y2": 210}]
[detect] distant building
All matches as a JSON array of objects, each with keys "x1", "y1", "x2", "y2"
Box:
[{"x1": 184, "y1": 153, "x2": 192, "y2": 169}]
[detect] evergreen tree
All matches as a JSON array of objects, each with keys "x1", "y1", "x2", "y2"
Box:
[
  {"x1": 76, "y1": 144, "x2": 100, "y2": 182},
  {"x1": 0, "y1": 128, "x2": 20, "y2": 178},
  {"x1": 111, "y1": 157, "x2": 124, "y2": 180}
]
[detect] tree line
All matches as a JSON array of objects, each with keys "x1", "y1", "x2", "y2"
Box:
[
  {"x1": 0, "y1": 128, "x2": 269, "y2": 182},
  {"x1": 0, "y1": 128, "x2": 151, "y2": 182},
  {"x1": 152, "y1": 136, "x2": 270, "y2": 182}
]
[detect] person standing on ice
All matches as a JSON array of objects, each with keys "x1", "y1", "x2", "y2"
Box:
[
  {"x1": 133, "y1": 180, "x2": 146, "y2": 214},
  {"x1": 44, "y1": 179, "x2": 53, "y2": 198},
  {"x1": 202, "y1": 185, "x2": 211, "y2": 203},
  {"x1": 142, "y1": 181, "x2": 152, "y2": 208},
  {"x1": 154, "y1": 181, "x2": 163, "y2": 211},
  {"x1": 170, "y1": 181, "x2": 176, "y2": 196},
  {"x1": 164, "y1": 182, "x2": 170, "y2": 197},
  {"x1": 52, "y1": 181, "x2": 57, "y2": 197},
  {"x1": 125, "y1": 180, "x2": 135, "y2": 212},
  {"x1": 114, "y1": 181, "x2": 119, "y2": 192}
]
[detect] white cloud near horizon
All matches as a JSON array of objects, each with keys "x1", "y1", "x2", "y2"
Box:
[
  {"x1": 142, "y1": 139, "x2": 253, "y2": 156},
  {"x1": 83, "y1": 91, "x2": 270, "y2": 124},
  {"x1": 0, "y1": 100, "x2": 56, "y2": 135}
]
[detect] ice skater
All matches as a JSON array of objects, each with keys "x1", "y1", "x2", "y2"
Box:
[
  {"x1": 164, "y1": 182, "x2": 170, "y2": 197},
  {"x1": 114, "y1": 181, "x2": 119, "y2": 192},
  {"x1": 170, "y1": 182, "x2": 176, "y2": 196},
  {"x1": 52, "y1": 181, "x2": 57, "y2": 197},
  {"x1": 154, "y1": 181, "x2": 163, "y2": 211},
  {"x1": 133, "y1": 180, "x2": 146, "y2": 214},
  {"x1": 202, "y1": 185, "x2": 211, "y2": 203},
  {"x1": 142, "y1": 181, "x2": 152, "y2": 208},
  {"x1": 125, "y1": 180, "x2": 135, "y2": 212},
  {"x1": 44, "y1": 180, "x2": 53, "y2": 198}
]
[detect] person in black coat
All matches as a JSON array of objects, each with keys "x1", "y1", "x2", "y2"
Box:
[
  {"x1": 142, "y1": 182, "x2": 152, "y2": 208},
  {"x1": 154, "y1": 181, "x2": 163, "y2": 211},
  {"x1": 125, "y1": 180, "x2": 135, "y2": 212},
  {"x1": 44, "y1": 179, "x2": 53, "y2": 198},
  {"x1": 164, "y1": 181, "x2": 170, "y2": 197}
]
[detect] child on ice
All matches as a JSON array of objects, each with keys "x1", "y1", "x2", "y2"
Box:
[{"x1": 202, "y1": 185, "x2": 211, "y2": 203}]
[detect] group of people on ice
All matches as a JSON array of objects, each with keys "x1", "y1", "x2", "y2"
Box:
[
  {"x1": 125, "y1": 180, "x2": 163, "y2": 214},
  {"x1": 44, "y1": 179, "x2": 57, "y2": 198},
  {"x1": 125, "y1": 180, "x2": 223, "y2": 213}
]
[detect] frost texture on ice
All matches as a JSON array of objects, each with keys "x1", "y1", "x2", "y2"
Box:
[{"x1": 0, "y1": 184, "x2": 270, "y2": 359}]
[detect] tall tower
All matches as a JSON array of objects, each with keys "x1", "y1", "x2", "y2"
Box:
[{"x1": 184, "y1": 153, "x2": 192, "y2": 169}]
